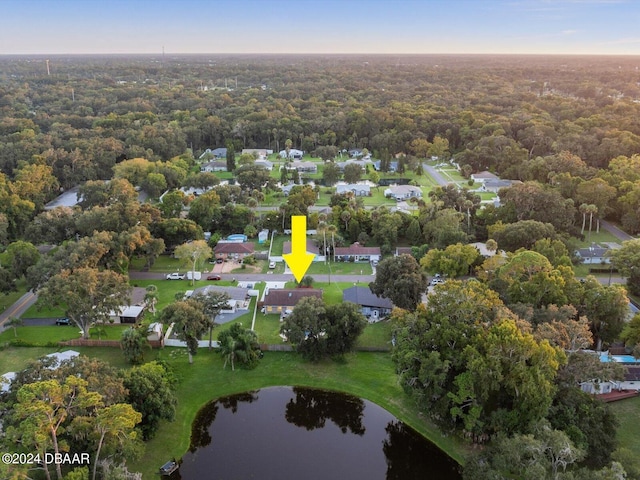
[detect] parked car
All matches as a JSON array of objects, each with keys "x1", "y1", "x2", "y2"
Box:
[
  {"x1": 207, "y1": 275, "x2": 221, "y2": 281},
  {"x1": 269, "y1": 261, "x2": 276, "y2": 269},
  {"x1": 55, "y1": 317, "x2": 71, "y2": 325},
  {"x1": 216, "y1": 258, "x2": 224, "y2": 264},
  {"x1": 166, "y1": 272, "x2": 185, "y2": 280},
  {"x1": 430, "y1": 277, "x2": 445, "y2": 286}
]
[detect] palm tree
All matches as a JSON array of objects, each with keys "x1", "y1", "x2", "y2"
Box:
[
  {"x1": 220, "y1": 334, "x2": 239, "y2": 371},
  {"x1": 579, "y1": 203, "x2": 589, "y2": 235},
  {"x1": 587, "y1": 204, "x2": 598, "y2": 243},
  {"x1": 144, "y1": 285, "x2": 159, "y2": 316},
  {"x1": 7, "y1": 316, "x2": 22, "y2": 337}
]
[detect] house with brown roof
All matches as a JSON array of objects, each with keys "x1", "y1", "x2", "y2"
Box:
[
  {"x1": 334, "y1": 242, "x2": 381, "y2": 262},
  {"x1": 214, "y1": 241, "x2": 255, "y2": 260},
  {"x1": 261, "y1": 288, "x2": 323, "y2": 316}
]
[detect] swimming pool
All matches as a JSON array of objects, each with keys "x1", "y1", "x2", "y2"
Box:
[{"x1": 599, "y1": 352, "x2": 640, "y2": 364}]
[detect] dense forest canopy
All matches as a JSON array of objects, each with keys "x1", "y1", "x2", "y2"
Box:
[{"x1": 2, "y1": 54, "x2": 640, "y2": 183}]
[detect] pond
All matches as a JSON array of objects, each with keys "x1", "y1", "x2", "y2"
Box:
[{"x1": 174, "y1": 386, "x2": 461, "y2": 480}]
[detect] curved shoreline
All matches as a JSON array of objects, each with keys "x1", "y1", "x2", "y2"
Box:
[{"x1": 132, "y1": 351, "x2": 467, "y2": 478}]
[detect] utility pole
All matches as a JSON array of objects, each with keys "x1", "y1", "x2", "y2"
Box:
[{"x1": 45, "y1": 59, "x2": 50, "y2": 76}]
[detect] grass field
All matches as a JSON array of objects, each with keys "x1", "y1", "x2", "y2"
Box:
[
  {"x1": 575, "y1": 229, "x2": 621, "y2": 248},
  {"x1": 127, "y1": 350, "x2": 468, "y2": 478},
  {"x1": 610, "y1": 396, "x2": 640, "y2": 461},
  {"x1": 0, "y1": 280, "x2": 29, "y2": 314},
  {"x1": 306, "y1": 261, "x2": 373, "y2": 275},
  {"x1": 0, "y1": 324, "x2": 130, "y2": 345}
]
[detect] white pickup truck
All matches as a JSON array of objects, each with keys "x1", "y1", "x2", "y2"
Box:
[{"x1": 166, "y1": 272, "x2": 185, "y2": 280}]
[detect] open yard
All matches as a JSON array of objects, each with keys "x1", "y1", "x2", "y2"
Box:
[{"x1": 0, "y1": 324, "x2": 131, "y2": 346}]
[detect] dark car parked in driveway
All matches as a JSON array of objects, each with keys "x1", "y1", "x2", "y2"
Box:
[{"x1": 55, "y1": 317, "x2": 71, "y2": 325}]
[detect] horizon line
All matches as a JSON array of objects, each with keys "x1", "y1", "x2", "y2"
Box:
[{"x1": 2, "y1": 52, "x2": 640, "y2": 57}]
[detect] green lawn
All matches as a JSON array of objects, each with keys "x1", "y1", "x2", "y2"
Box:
[
  {"x1": 0, "y1": 324, "x2": 131, "y2": 345},
  {"x1": 251, "y1": 313, "x2": 284, "y2": 344},
  {"x1": 269, "y1": 235, "x2": 287, "y2": 256},
  {"x1": 131, "y1": 279, "x2": 237, "y2": 311},
  {"x1": 129, "y1": 350, "x2": 468, "y2": 478},
  {"x1": 356, "y1": 320, "x2": 394, "y2": 349},
  {"x1": 610, "y1": 396, "x2": 640, "y2": 460},
  {"x1": 130, "y1": 255, "x2": 183, "y2": 272},
  {"x1": 306, "y1": 261, "x2": 373, "y2": 275},
  {"x1": 575, "y1": 229, "x2": 621, "y2": 248},
  {"x1": 0, "y1": 280, "x2": 29, "y2": 314}
]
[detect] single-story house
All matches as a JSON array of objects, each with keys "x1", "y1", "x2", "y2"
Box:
[
  {"x1": 480, "y1": 179, "x2": 521, "y2": 193},
  {"x1": 242, "y1": 149, "x2": 272, "y2": 159},
  {"x1": 334, "y1": 243, "x2": 381, "y2": 263},
  {"x1": 343, "y1": 286, "x2": 393, "y2": 322},
  {"x1": 193, "y1": 285, "x2": 249, "y2": 313},
  {"x1": 199, "y1": 148, "x2": 227, "y2": 160},
  {"x1": 580, "y1": 379, "x2": 620, "y2": 395},
  {"x1": 470, "y1": 171, "x2": 499, "y2": 183},
  {"x1": 281, "y1": 183, "x2": 298, "y2": 196},
  {"x1": 373, "y1": 160, "x2": 398, "y2": 172},
  {"x1": 214, "y1": 241, "x2": 255, "y2": 259},
  {"x1": 109, "y1": 305, "x2": 145, "y2": 324},
  {"x1": 395, "y1": 247, "x2": 413, "y2": 257},
  {"x1": 262, "y1": 288, "x2": 323, "y2": 317},
  {"x1": 335, "y1": 183, "x2": 371, "y2": 196},
  {"x1": 384, "y1": 185, "x2": 422, "y2": 201},
  {"x1": 349, "y1": 149, "x2": 363, "y2": 158},
  {"x1": 576, "y1": 246, "x2": 611, "y2": 264},
  {"x1": 336, "y1": 159, "x2": 370, "y2": 171},
  {"x1": 279, "y1": 149, "x2": 304, "y2": 160},
  {"x1": 287, "y1": 161, "x2": 317, "y2": 173},
  {"x1": 201, "y1": 161, "x2": 227, "y2": 172},
  {"x1": 255, "y1": 159, "x2": 274, "y2": 171},
  {"x1": 45, "y1": 350, "x2": 80, "y2": 369},
  {"x1": 108, "y1": 287, "x2": 148, "y2": 324},
  {"x1": 619, "y1": 367, "x2": 640, "y2": 391}
]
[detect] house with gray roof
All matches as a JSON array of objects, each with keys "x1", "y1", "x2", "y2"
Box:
[
  {"x1": 335, "y1": 183, "x2": 371, "y2": 196},
  {"x1": 279, "y1": 149, "x2": 304, "y2": 159},
  {"x1": 192, "y1": 285, "x2": 250, "y2": 313},
  {"x1": 480, "y1": 179, "x2": 521, "y2": 193},
  {"x1": 199, "y1": 148, "x2": 227, "y2": 160},
  {"x1": 201, "y1": 161, "x2": 227, "y2": 172},
  {"x1": 343, "y1": 286, "x2": 393, "y2": 322},
  {"x1": 255, "y1": 159, "x2": 274, "y2": 171},
  {"x1": 287, "y1": 161, "x2": 317, "y2": 173},
  {"x1": 384, "y1": 185, "x2": 422, "y2": 201},
  {"x1": 576, "y1": 246, "x2": 611, "y2": 264}
]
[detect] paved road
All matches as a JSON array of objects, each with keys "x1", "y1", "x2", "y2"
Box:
[
  {"x1": 129, "y1": 271, "x2": 374, "y2": 283},
  {"x1": 423, "y1": 163, "x2": 450, "y2": 186},
  {"x1": 600, "y1": 220, "x2": 635, "y2": 242},
  {"x1": 0, "y1": 291, "x2": 37, "y2": 327}
]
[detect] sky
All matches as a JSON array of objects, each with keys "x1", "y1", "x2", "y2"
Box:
[{"x1": 1, "y1": 0, "x2": 639, "y2": 55}]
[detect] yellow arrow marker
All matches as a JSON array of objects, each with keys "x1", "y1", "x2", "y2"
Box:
[{"x1": 283, "y1": 216, "x2": 316, "y2": 283}]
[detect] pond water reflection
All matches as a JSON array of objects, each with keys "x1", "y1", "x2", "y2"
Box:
[{"x1": 177, "y1": 386, "x2": 461, "y2": 480}]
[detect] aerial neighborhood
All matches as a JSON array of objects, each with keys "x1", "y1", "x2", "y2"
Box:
[{"x1": 2, "y1": 54, "x2": 640, "y2": 479}]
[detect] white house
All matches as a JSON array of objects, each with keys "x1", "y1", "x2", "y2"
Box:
[
  {"x1": 279, "y1": 149, "x2": 304, "y2": 159},
  {"x1": 335, "y1": 183, "x2": 371, "y2": 196},
  {"x1": 384, "y1": 185, "x2": 422, "y2": 201},
  {"x1": 470, "y1": 171, "x2": 499, "y2": 183},
  {"x1": 255, "y1": 159, "x2": 274, "y2": 171},
  {"x1": 201, "y1": 161, "x2": 227, "y2": 172}
]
